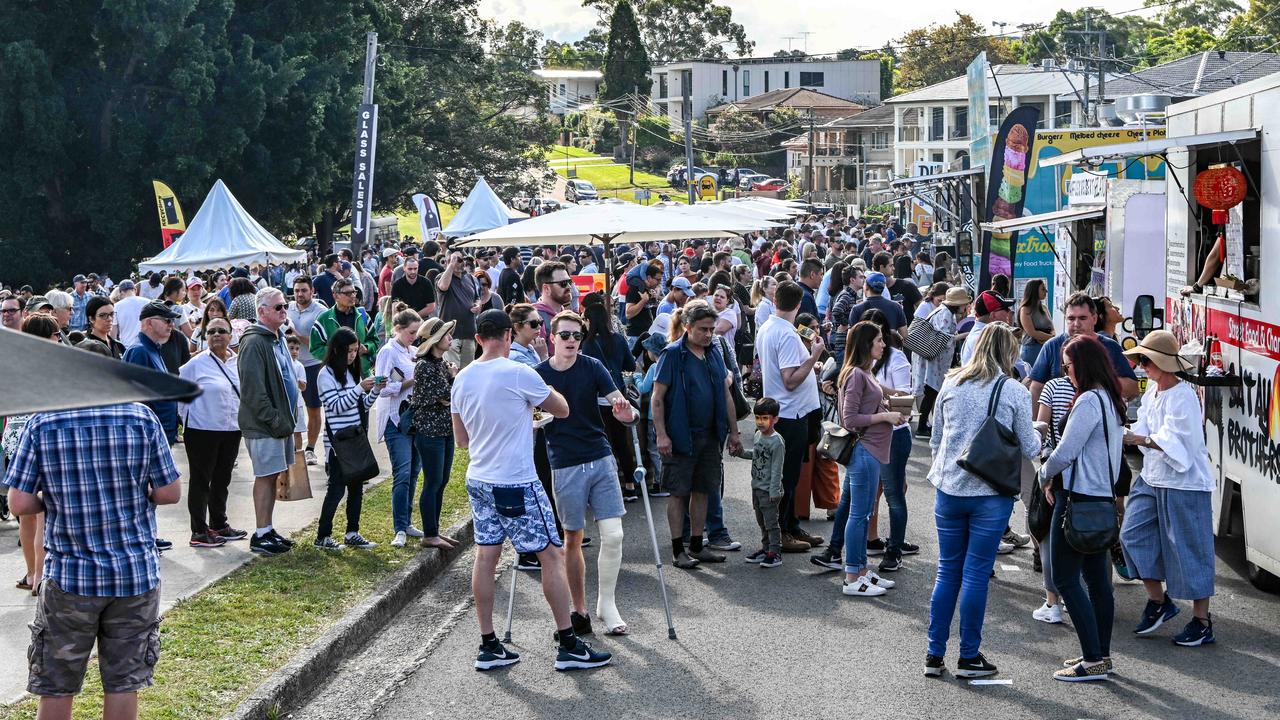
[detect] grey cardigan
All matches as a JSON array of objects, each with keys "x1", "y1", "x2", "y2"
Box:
[
  {"x1": 928, "y1": 374, "x2": 1043, "y2": 496},
  {"x1": 1040, "y1": 390, "x2": 1123, "y2": 497}
]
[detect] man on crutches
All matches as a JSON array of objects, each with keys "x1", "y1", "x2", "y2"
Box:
[{"x1": 452, "y1": 309, "x2": 612, "y2": 672}]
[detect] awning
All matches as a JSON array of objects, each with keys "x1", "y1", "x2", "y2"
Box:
[
  {"x1": 890, "y1": 166, "x2": 984, "y2": 188},
  {"x1": 1039, "y1": 129, "x2": 1259, "y2": 169},
  {"x1": 981, "y1": 205, "x2": 1105, "y2": 233}
]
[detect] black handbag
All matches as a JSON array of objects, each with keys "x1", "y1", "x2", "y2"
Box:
[
  {"x1": 717, "y1": 335, "x2": 751, "y2": 420},
  {"x1": 955, "y1": 376, "x2": 1022, "y2": 497},
  {"x1": 1061, "y1": 391, "x2": 1120, "y2": 554},
  {"x1": 1027, "y1": 467, "x2": 1055, "y2": 541},
  {"x1": 328, "y1": 403, "x2": 380, "y2": 483}
]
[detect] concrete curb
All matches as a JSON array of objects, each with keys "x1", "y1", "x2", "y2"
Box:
[{"x1": 225, "y1": 516, "x2": 475, "y2": 720}]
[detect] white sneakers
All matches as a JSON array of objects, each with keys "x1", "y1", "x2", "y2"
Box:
[
  {"x1": 305, "y1": 449, "x2": 319, "y2": 466},
  {"x1": 865, "y1": 570, "x2": 896, "y2": 589},
  {"x1": 391, "y1": 531, "x2": 407, "y2": 548},
  {"x1": 996, "y1": 541, "x2": 1015, "y2": 555},
  {"x1": 404, "y1": 526, "x2": 425, "y2": 539},
  {"x1": 1033, "y1": 602, "x2": 1065, "y2": 624},
  {"x1": 842, "y1": 571, "x2": 894, "y2": 596}
]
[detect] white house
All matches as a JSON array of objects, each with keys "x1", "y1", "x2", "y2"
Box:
[
  {"x1": 649, "y1": 58, "x2": 880, "y2": 123},
  {"x1": 533, "y1": 68, "x2": 603, "y2": 115},
  {"x1": 783, "y1": 103, "x2": 895, "y2": 207}
]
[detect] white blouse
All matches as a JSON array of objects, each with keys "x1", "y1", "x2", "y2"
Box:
[
  {"x1": 1132, "y1": 380, "x2": 1213, "y2": 492},
  {"x1": 374, "y1": 337, "x2": 417, "y2": 441},
  {"x1": 179, "y1": 351, "x2": 241, "y2": 432}
]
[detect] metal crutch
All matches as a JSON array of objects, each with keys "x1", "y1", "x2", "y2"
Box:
[
  {"x1": 627, "y1": 419, "x2": 677, "y2": 640},
  {"x1": 502, "y1": 557, "x2": 518, "y2": 643}
]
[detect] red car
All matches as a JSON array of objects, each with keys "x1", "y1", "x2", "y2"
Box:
[{"x1": 751, "y1": 177, "x2": 788, "y2": 191}]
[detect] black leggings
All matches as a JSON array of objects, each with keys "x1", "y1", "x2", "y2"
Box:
[
  {"x1": 1051, "y1": 491, "x2": 1115, "y2": 661},
  {"x1": 917, "y1": 384, "x2": 940, "y2": 433},
  {"x1": 183, "y1": 428, "x2": 241, "y2": 534},
  {"x1": 533, "y1": 428, "x2": 563, "y2": 535},
  {"x1": 318, "y1": 450, "x2": 365, "y2": 539},
  {"x1": 774, "y1": 414, "x2": 812, "y2": 535}
]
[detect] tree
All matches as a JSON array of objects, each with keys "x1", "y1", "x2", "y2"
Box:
[
  {"x1": 542, "y1": 39, "x2": 602, "y2": 69},
  {"x1": 1146, "y1": 0, "x2": 1242, "y2": 34},
  {"x1": 1019, "y1": 8, "x2": 1161, "y2": 65},
  {"x1": 859, "y1": 50, "x2": 897, "y2": 100},
  {"x1": 582, "y1": 0, "x2": 754, "y2": 65},
  {"x1": 1144, "y1": 26, "x2": 1220, "y2": 64},
  {"x1": 773, "y1": 49, "x2": 806, "y2": 58},
  {"x1": 600, "y1": 0, "x2": 651, "y2": 159},
  {"x1": 1220, "y1": 0, "x2": 1280, "y2": 50},
  {"x1": 707, "y1": 108, "x2": 769, "y2": 167},
  {"x1": 895, "y1": 14, "x2": 1018, "y2": 92}
]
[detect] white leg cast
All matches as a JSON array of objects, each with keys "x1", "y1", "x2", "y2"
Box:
[{"x1": 595, "y1": 517, "x2": 626, "y2": 633}]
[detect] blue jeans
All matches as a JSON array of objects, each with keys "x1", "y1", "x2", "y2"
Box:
[
  {"x1": 414, "y1": 434, "x2": 455, "y2": 537},
  {"x1": 384, "y1": 421, "x2": 421, "y2": 532},
  {"x1": 927, "y1": 490, "x2": 1014, "y2": 658},
  {"x1": 837, "y1": 444, "x2": 881, "y2": 573},
  {"x1": 880, "y1": 427, "x2": 913, "y2": 554}
]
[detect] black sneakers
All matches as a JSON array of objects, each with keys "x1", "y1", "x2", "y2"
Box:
[
  {"x1": 516, "y1": 553, "x2": 542, "y2": 571},
  {"x1": 924, "y1": 654, "x2": 946, "y2": 677},
  {"x1": 809, "y1": 549, "x2": 843, "y2": 571},
  {"x1": 250, "y1": 532, "x2": 290, "y2": 556},
  {"x1": 1173, "y1": 615, "x2": 1215, "y2": 646},
  {"x1": 553, "y1": 611, "x2": 593, "y2": 642},
  {"x1": 866, "y1": 538, "x2": 887, "y2": 556},
  {"x1": 1134, "y1": 595, "x2": 1181, "y2": 635},
  {"x1": 878, "y1": 553, "x2": 902, "y2": 572},
  {"x1": 554, "y1": 637, "x2": 612, "y2": 671},
  {"x1": 475, "y1": 640, "x2": 521, "y2": 671},
  {"x1": 899, "y1": 541, "x2": 920, "y2": 555},
  {"x1": 189, "y1": 532, "x2": 226, "y2": 548},
  {"x1": 955, "y1": 653, "x2": 998, "y2": 678}
]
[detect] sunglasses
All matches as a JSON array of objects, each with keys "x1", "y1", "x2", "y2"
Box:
[
  {"x1": 1133, "y1": 355, "x2": 1151, "y2": 367},
  {"x1": 206, "y1": 328, "x2": 230, "y2": 336},
  {"x1": 519, "y1": 319, "x2": 543, "y2": 328},
  {"x1": 550, "y1": 279, "x2": 573, "y2": 289},
  {"x1": 336, "y1": 290, "x2": 356, "y2": 296},
  {"x1": 269, "y1": 303, "x2": 288, "y2": 312},
  {"x1": 556, "y1": 331, "x2": 584, "y2": 341},
  {"x1": 95, "y1": 312, "x2": 115, "y2": 319},
  {"x1": 1, "y1": 308, "x2": 19, "y2": 315}
]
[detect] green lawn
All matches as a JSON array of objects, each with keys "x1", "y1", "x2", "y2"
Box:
[
  {"x1": 544, "y1": 144, "x2": 599, "y2": 160},
  {"x1": 340, "y1": 206, "x2": 457, "y2": 244},
  {"x1": 0, "y1": 456, "x2": 472, "y2": 720},
  {"x1": 555, "y1": 163, "x2": 688, "y2": 204}
]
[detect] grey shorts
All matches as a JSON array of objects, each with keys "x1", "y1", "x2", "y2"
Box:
[
  {"x1": 245, "y1": 435, "x2": 295, "y2": 478},
  {"x1": 28, "y1": 579, "x2": 161, "y2": 696},
  {"x1": 552, "y1": 456, "x2": 626, "y2": 531},
  {"x1": 661, "y1": 435, "x2": 723, "y2": 497}
]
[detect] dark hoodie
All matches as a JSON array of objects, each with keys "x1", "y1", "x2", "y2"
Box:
[{"x1": 236, "y1": 324, "x2": 297, "y2": 438}]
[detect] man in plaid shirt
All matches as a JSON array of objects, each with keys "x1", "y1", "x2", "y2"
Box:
[{"x1": 5, "y1": 403, "x2": 181, "y2": 720}]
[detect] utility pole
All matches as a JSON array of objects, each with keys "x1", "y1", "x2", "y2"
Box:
[
  {"x1": 806, "y1": 111, "x2": 815, "y2": 203},
  {"x1": 630, "y1": 83, "x2": 638, "y2": 186},
  {"x1": 349, "y1": 31, "x2": 378, "y2": 259},
  {"x1": 683, "y1": 73, "x2": 696, "y2": 204},
  {"x1": 1067, "y1": 12, "x2": 1107, "y2": 126}
]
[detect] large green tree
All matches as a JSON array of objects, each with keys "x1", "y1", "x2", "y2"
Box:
[
  {"x1": 1019, "y1": 8, "x2": 1161, "y2": 65},
  {"x1": 895, "y1": 14, "x2": 1018, "y2": 92},
  {"x1": 1220, "y1": 0, "x2": 1280, "y2": 49},
  {"x1": 1143, "y1": 26, "x2": 1220, "y2": 64},
  {"x1": 583, "y1": 0, "x2": 753, "y2": 65},
  {"x1": 600, "y1": 0, "x2": 651, "y2": 158},
  {"x1": 1146, "y1": 0, "x2": 1243, "y2": 34},
  {"x1": 0, "y1": 0, "x2": 552, "y2": 286}
]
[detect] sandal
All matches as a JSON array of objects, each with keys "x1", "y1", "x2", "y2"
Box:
[{"x1": 16, "y1": 575, "x2": 31, "y2": 591}]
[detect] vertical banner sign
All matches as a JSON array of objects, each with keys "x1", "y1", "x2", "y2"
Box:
[
  {"x1": 980, "y1": 105, "x2": 1040, "y2": 291},
  {"x1": 967, "y1": 52, "x2": 992, "y2": 169},
  {"x1": 350, "y1": 104, "x2": 379, "y2": 254},
  {"x1": 151, "y1": 180, "x2": 186, "y2": 248},
  {"x1": 412, "y1": 193, "x2": 442, "y2": 242}
]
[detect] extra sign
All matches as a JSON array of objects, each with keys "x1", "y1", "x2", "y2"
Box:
[{"x1": 349, "y1": 104, "x2": 379, "y2": 254}]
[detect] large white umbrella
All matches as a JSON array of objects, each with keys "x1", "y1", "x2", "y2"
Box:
[
  {"x1": 455, "y1": 202, "x2": 740, "y2": 250},
  {"x1": 724, "y1": 197, "x2": 808, "y2": 217},
  {"x1": 651, "y1": 202, "x2": 785, "y2": 231}
]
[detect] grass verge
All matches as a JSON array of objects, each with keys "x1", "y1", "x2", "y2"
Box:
[
  {"x1": 553, "y1": 163, "x2": 686, "y2": 204},
  {"x1": 544, "y1": 144, "x2": 598, "y2": 160},
  {"x1": 0, "y1": 453, "x2": 471, "y2": 720}
]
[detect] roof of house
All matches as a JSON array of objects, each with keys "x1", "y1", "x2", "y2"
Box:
[
  {"x1": 822, "y1": 103, "x2": 895, "y2": 128},
  {"x1": 1103, "y1": 52, "x2": 1280, "y2": 99},
  {"x1": 707, "y1": 87, "x2": 867, "y2": 115},
  {"x1": 533, "y1": 68, "x2": 603, "y2": 80},
  {"x1": 887, "y1": 64, "x2": 1100, "y2": 104}
]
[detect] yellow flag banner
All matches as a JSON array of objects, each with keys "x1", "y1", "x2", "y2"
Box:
[{"x1": 152, "y1": 180, "x2": 186, "y2": 248}]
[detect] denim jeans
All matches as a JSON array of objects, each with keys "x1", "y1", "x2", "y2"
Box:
[
  {"x1": 384, "y1": 421, "x2": 421, "y2": 532},
  {"x1": 1051, "y1": 490, "x2": 1115, "y2": 661},
  {"x1": 837, "y1": 444, "x2": 881, "y2": 573},
  {"x1": 926, "y1": 489, "x2": 1014, "y2": 659},
  {"x1": 414, "y1": 434, "x2": 455, "y2": 537},
  {"x1": 880, "y1": 427, "x2": 913, "y2": 554}
]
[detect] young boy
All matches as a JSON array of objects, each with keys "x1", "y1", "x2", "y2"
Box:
[
  {"x1": 285, "y1": 333, "x2": 308, "y2": 453},
  {"x1": 732, "y1": 397, "x2": 786, "y2": 568}
]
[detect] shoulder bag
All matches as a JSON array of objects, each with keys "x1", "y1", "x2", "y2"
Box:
[
  {"x1": 1061, "y1": 391, "x2": 1120, "y2": 554},
  {"x1": 955, "y1": 376, "x2": 1023, "y2": 496},
  {"x1": 817, "y1": 370, "x2": 861, "y2": 465},
  {"x1": 327, "y1": 393, "x2": 381, "y2": 484},
  {"x1": 1027, "y1": 464, "x2": 1055, "y2": 540},
  {"x1": 904, "y1": 306, "x2": 951, "y2": 360},
  {"x1": 716, "y1": 335, "x2": 751, "y2": 420}
]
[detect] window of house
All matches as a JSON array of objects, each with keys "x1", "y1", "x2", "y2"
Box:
[
  {"x1": 988, "y1": 104, "x2": 1002, "y2": 126},
  {"x1": 953, "y1": 107, "x2": 968, "y2": 139},
  {"x1": 872, "y1": 131, "x2": 889, "y2": 149},
  {"x1": 1054, "y1": 100, "x2": 1074, "y2": 127},
  {"x1": 743, "y1": 70, "x2": 750, "y2": 96},
  {"x1": 722, "y1": 70, "x2": 728, "y2": 97},
  {"x1": 658, "y1": 74, "x2": 668, "y2": 99},
  {"x1": 784, "y1": 71, "x2": 790, "y2": 88},
  {"x1": 800, "y1": 71, "x2": 825, "y2": 87},
  {"x1": 932, "y1": 152, "x2": 944, "y2": 163},
  {"x1": 558, "y1": 84, "x2": 566, "y2": 96},
  {"x1": 930, "y1": 107, "x2": 945, "y2": 141},
  {"x1": 764, "y1": 71, "x2": 770, "y2": 93}
]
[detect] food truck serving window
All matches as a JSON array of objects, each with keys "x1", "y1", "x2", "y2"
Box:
[{"x1": 1183, "y1": 138, "x2": 1261, "y2": 299}]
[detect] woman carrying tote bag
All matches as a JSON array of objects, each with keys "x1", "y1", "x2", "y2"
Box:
[
  {"x1": 1039, "y1": 336, "x2": 1125, "y2": 683},
  {"x1": 315, "y1": 328, "x2": 385, "y2": 551}
]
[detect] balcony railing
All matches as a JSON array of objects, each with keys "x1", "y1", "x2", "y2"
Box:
[{"x1": 898, "y1": 127, "x2": 922, "y2": 142}]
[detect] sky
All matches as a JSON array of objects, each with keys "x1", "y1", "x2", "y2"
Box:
[{"x1": 476, "y1": 0, "x2": 1155, "y2": 58}]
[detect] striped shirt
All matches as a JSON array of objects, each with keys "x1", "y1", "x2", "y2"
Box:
[{"x1": 318, "y1": 365, "x2": 377, "y2": 433}]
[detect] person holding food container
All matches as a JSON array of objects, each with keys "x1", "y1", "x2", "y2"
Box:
[
  {"x1": 410, "y1": 317, "x2": 461, "y2": 551},
  {"x1": 375, "y1": 308, "x2": 423, "y2": 548}
]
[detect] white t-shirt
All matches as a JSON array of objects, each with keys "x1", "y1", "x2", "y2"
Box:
[
  {"x1": 114, "y1": 295, "x2": 150, "y2": 347},
  {"x1": 914, "y1": 300, "x2": 935, "y2": 320},
  {"x1": 451, "y1": 356, "x2": 550, "y2": 486},
  {"x1": 874, "y1": 347, "x2": 913, "y2": 430},
  {"x1": 959, "y1": 319, "x2": 988, "y2": 366},
  {"x1": 755, "y1": 314, "x2": 820, "y2": 419},
  {"x1": 717, "y1": 305, "x2": 739, "y2": 347},
  {"x1": 292, "y1": 359, "x2": 308, "y2": 433}
]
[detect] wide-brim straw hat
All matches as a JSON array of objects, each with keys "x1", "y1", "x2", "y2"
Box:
[
  {"x1": 942, "y1": 287, "x2": 973, "y2": 308},
  {"x1": 1122, "y1": 329, "x2": 1195, "y2": 373},
  {"x1": 415, "y1": 317, "x2": 456, "y2": 357}
]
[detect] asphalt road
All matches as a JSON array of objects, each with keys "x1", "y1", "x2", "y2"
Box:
[{"x1": 289, "y1": 431, "x2": 1280, "y2": 720}]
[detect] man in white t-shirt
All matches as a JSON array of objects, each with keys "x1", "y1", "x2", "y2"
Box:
[
  {"x1": 451, "y1": 309, "x2": 611, "y2": 672},
  {"x1": 112, "y1": 280, "x2": 149, "y2": 347},
  {"x1": 753, "y1": 281, "x2": 825, "y2": 551}
]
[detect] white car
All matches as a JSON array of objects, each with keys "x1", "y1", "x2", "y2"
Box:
[{"x1": 565, "y1": 180, "x2": 598, "y2": 202}]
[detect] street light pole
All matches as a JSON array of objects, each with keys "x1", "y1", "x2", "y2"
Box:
[{"x1": 683, "y1": 73, "x2": 696, "y2": 204}]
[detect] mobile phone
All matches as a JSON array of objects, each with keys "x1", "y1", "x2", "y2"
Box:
[{"x1": 373, "y1": 375, "x2": 387, "y2": 384}]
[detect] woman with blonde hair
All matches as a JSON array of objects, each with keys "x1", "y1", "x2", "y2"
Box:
[
  {"x1": 375, "y1": 307, "x2": 422, "y2": 548},
  {"x1": 751, "y1": 274, "x2": 778, "y2": 328},
  {"x1": 923, "y1": 322, "x2": 1046, "y2": 679}
]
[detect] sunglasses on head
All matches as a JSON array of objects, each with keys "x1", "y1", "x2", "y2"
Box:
[{"x1": 556, "y1": 330, "x2": 584, "y2": 341}]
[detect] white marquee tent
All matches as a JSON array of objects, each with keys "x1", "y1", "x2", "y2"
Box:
[
  {"x1": 138, "y1": 180, "x2": 305, "y2": 273},
  {"x1": 441, "y1": 177, "x2": 527, "y2": 238}
]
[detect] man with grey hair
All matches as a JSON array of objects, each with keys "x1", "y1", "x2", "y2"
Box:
[
  {"x1": 237, "y1": 287, "x2": 300, "y2": 556},
  {"x1": 44, "y1": 290, "x2": 74, "y2": 345}
]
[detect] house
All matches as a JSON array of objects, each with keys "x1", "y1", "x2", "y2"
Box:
[
  {"x1": 783, "y1": 103, "x2": 894, "y2": 207},
  {"x1": 533, "y1": 68, "x2": 603, "y2": 115},
  {"x1": 649, "y1": 57, "x2": 880, "y2": 123},
  {"x1": 706, "y1": 87, "x2": 867, "y2": 122},
  {"x1": 1102, "y1": 51, "x2": 1280, "y2": 102}
]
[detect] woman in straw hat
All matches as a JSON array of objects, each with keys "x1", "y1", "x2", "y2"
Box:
[
  {"x1": 410, "y1": 317, "x2": 461, "y2": 551},
  {"x1": 1119, "y1": 330, "x2": 1216, "y2": 647},
  {"x1": 913, "y1": 286, "x2": 971, "y2": 437}
]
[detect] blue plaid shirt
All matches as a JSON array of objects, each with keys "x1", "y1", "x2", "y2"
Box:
[{"x1": 3, "y1": 404, "x2": 179, "y2": 597}]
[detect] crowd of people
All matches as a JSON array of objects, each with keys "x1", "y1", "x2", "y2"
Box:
[{"x1": 0, "y1": 211, "x2": 1222, "y2": 716}]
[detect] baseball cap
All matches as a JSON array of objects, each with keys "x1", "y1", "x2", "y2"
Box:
[
  {"x1": 231, "y1": 268, "x2": 250, "y2": 279},
  {"x1": 975, "y1": 291, "x2": 1013, "y2": 316},
  {"x1": 139, "y1": 301, "x2": 183, "y2": 321},
  {"x1": 72, "y1": 274, "x2": 87, "y2": 284},
  {"x1": 340, "y1": 261, "x2": 352, "y2": 272},
  {"x1": 476, "y1": 308, "x2": 513, "y2": 335},
  {"x1": 382, "y1": 247, "x2": 399, "y2": 258},
  {"x1": 25, "y1": 296, "x2": 52, "y2": 312},
  {"x1": 671, "y1": 277, "x2": 694, "y2": 297},
  {"x1": 865, "y1": 271, "x2": 887, "y2": 292},
  {"x1": 118, "y1": 279, "x2": 136, "y2": 291},
  {"x1": 186, "y1": 276, "x2": 205, "y2": 288}
]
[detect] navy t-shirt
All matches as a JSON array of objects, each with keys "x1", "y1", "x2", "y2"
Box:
[
  {"x1": 848, "y1": 295, "x2": 907, "y2": 330},
  {"x1": 1030, "y1": 333, "x2": 1138, "y2": 384},
  {"x1": 535, "y1": 355, "x2": 619, "y2": 469}
]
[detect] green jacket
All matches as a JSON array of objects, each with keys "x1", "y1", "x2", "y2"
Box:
[
  {"x1": 309, "y1": 305, "x2": 378, "y2": 375},
  {"x1": 237, "y1": 324, "x2": 298, "y2": 439}
]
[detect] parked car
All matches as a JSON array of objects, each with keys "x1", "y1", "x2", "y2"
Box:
[
  {"x1": 751, "y1": 177, "x2": 789, "y2": 192},
  {"x1": 667, "y1": 165, "x2": 716, "y2": 188},
  {"x1": 723, "y1": 167, "x2": 756, "y2": 185},
  {"x1": 738, "y1": 172, "x2": 769, "y2": 191},
  {"x1": 565, "y1": 179, "x2": 598, "y2": 202}
]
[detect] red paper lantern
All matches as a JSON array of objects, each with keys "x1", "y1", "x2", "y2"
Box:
[{"x1": 1194, "y1": 165, "x2": 1247, "y2": 224}]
